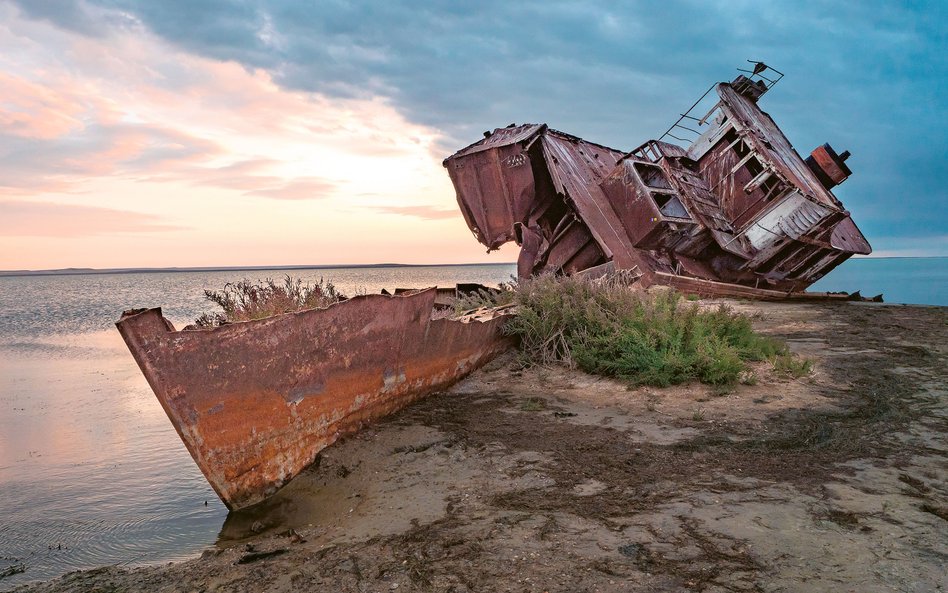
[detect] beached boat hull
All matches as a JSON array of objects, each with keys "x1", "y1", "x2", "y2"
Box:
[{"x1": 116, "y1": 289, "x2": 513, "y2": 510}]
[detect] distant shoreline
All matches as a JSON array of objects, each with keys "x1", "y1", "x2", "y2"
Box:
[
  {"x1": 1, "y1": 256, "x2": 943, "y2": 278},
  {"x1": 0, "y1": 262, "x2": 517, "y2": 278}
]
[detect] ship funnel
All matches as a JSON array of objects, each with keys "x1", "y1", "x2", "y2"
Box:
[{"x1": 806, "y1": 143, "x2": 852, "y2": 190}]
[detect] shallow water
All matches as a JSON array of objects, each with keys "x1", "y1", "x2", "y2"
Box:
[{"x1": 0, "y1": 264, "x2": 515, "y2": 590}]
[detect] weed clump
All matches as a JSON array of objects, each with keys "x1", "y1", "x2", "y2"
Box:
[
  {"x1": 771, "y1": 354, "x2": 813, "y2": 379},
  {"x1": 506, "y1": 275, "x2": 790, "y2": 388},
  {"x1": 193, "y1": 275, "x2": 345, "y2": 327},
  {"x1": 453, "y1": 283, "x2": 517, "y2": 313}
]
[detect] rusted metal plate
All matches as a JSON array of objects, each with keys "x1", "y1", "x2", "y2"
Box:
[
  {"x1": 448, "y1": 123, "x2": 545, "y2": 159},
  {"x1": 444, "y1": 124, "x2": 546, "y2": 250},
  {"x1": 806, "y1": 143, "x2": 852, "y2": 189},
  {"x1": 540, "y1": 132, "x2": 641, "y2": 269},
  {"x1": 116, "y1": 289, "x2": 514, "y2": 510}
]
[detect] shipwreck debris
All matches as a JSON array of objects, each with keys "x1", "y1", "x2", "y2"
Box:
[{"x1": 444, "y1": 64, "x2": 871, "y2": 299}]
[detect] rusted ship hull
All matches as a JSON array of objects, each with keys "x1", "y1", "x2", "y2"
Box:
[
  {"x1": 116, "y1": 289, "x2": 513, "y2": 510},
  {"x1": 444, "y1": 67, "x2": 871, "y2": 298}
]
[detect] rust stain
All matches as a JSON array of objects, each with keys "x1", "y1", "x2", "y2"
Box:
[
  {"x1": 444, "y1": 65, "x2": 872, "y2": 298},
  {"x1": 116, "y1": 288, "x2": 513, "y2": 510}
]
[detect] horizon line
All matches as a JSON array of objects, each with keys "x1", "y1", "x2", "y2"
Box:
[
  {"x1": 1, "y1": 255, "x2": 944, "y2": 278},
  {"x1": 0, "y1": 262, "x2": 518, "y2": 277}
]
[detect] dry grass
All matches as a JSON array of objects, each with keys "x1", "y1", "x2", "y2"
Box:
[
  {"x1": 452, "y1": 283, "x2": 517, "y2": 313},
  {"x1": 193, "y1": 276, "x2": 346, "y2": 327}
]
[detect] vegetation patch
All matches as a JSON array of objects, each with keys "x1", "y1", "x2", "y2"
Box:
[
  {"x1": 194, "y1": 275, "x2": 346, "y2": 327},
  {"x1": 771, "y1": 353, "x2": 813, "y2": 379},
  {"x1": 453, "y1": 284, "x2": 517, "y2": 313},
  {"x1": 505, "y1": 274, "x2": 791, "y2": 388}
]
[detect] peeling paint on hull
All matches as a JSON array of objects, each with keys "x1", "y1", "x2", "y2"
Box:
[{"x1": 116, "y1": 288, "x2": 513, "y2": 510}]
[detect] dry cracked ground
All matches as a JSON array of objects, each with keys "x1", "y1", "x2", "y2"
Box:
[{"x1": 15, "y1": 301, "x2": 948, "y2": 592}]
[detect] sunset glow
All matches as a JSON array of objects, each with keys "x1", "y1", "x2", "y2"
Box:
[{"x1": 0, "y1": 4, "x2": 517, "y2": 269}]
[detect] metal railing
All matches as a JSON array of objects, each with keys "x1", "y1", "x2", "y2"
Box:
[{"x1": 658, "y1": 61, "x2": 784, "y2": 145}]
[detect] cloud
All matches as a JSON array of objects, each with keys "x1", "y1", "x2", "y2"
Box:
[
  {"x1": 0, "y1": 6, "x2": 446, "y2": 204},
  {"x1": 0, "y1": 200, "x2": 185, "y2": 236},
  {"x1": 8, "y1": 0, "x2": 122, "y2": 36},
  {"x1": 11, "y1": 0, "x2": 939, "y2": 251},
  {"x1": 374, "y1": 205, "x2": 459, "y2": 220},
  {"x1": 864, "y1": 234, "x2": 948, "y2": 259},
  {"x1": 243, "y1": 178, "x2": 336, "y2": 200},
  {"x1": 0, "y1": 120, "x2": 221, "y2": 195}
]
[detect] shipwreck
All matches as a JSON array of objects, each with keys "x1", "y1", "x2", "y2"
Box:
[
  {"x1": 118, "y1": 64, "x2": 871, "y2": 511},
  {"x1": 444, "y1": 63, "x2": 870, "y2": 299},
  {"x1": 117, "y1": 289, "x2": 513, "y2": 510}
]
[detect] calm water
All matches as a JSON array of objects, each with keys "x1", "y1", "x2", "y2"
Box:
[
  {"x1": 0, "y1": 258, "x2": 943, "y2": 589},
  {"x1": 809, "y1": 257, "x2": 947, "y2": 307},
  {"x1": 0, "y1": 264, "x2": 515, "y2": 590}
]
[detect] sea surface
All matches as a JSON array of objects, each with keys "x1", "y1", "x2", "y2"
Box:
[
  {"x1": 0, "y1": 258, "x2": 943, "y2": 589},
  {"x1": 808, "y1": 256, "x2": 947, "y2": 307}
]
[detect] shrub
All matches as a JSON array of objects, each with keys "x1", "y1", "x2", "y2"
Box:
[
  {"x1": 505, "y1": 274, "x2": 792, "y2": 388},
  {"x1": 194, "y1": 275, "x2": 345, "y2": 327},
  {"x1": 772, "y1": 354, "x2": 813, "y2": 379}
]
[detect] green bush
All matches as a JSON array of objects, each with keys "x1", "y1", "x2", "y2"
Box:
[{"x1": 506, "y1": 275, "x2": 790, "y2": 388}]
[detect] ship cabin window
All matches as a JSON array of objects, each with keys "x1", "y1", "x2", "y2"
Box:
[
  {"x1": 652, "y1": 191, "x2": 691, "y2": 220},
  {"x1": 633, "y1": 162, "x2": 672, "y2": 190},
  {"x1": 744, "y1": 155, "x2": 763, "y2": 177}
]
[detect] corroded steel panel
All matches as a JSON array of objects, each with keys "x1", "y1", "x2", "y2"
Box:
[
  {"x1": 829, "y1": 216, "x2": 871, "y2": 254},
  {"x1": 449, "y1": 123, "x2": 545, "y2": 159},
  {"x1": 445, "y1": 128, "x2": 544, "y2": 250},
  {"x1": 539, "y1": 132, "x2": 640, "y2": 269},
  {"x1": 116, "y1": 289, "x2": 513, "y2": 510}
]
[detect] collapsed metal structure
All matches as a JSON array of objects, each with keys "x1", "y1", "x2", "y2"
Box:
[{"x1": 444, "y1": 65, "x2": 870, "y2": 298}]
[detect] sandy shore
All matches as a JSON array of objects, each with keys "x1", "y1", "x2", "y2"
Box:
[{"x1": 13, "y1": 301, "x2": 947, "y2": 592}]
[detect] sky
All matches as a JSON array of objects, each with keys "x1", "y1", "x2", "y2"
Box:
[{"x1": 1, "y1": 0, "x2": 945, "y2": 270}]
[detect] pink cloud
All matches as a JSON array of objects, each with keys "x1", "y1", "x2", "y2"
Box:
[
  {"x1": 0, "y1": 119, "x2": 221, "y2": 195},
  {"x1": 244, "y1": 178, "x2": 336, "y2": 200},
  {"x1": 0, "y1": 200, "x2": 186, "y2": 237},
  {"x1": 0, "y1": 72, "x2": 91, "y2": 139},
  {"x1": 0, "y1": 13, "x2": 446, "y2": 204},
  {"x1": 375, "y1": 205, "x2": 460, "y2": 220}
]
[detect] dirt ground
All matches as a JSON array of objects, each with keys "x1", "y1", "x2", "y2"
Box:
[{"x1": 16, "y1": 301, "x2": 947, "y2": 592}]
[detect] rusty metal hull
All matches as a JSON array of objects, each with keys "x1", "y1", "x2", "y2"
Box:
[
  {"x1": 116, "y1": 289, "x2": 513, "y2": 510},
  {"x1": 444, "y1": 71, "x2": 872, "y2": 299}
]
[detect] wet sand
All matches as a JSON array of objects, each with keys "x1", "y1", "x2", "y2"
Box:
[{"x1": 13, "y1": 301, "x2": 947, "y2": 592}]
